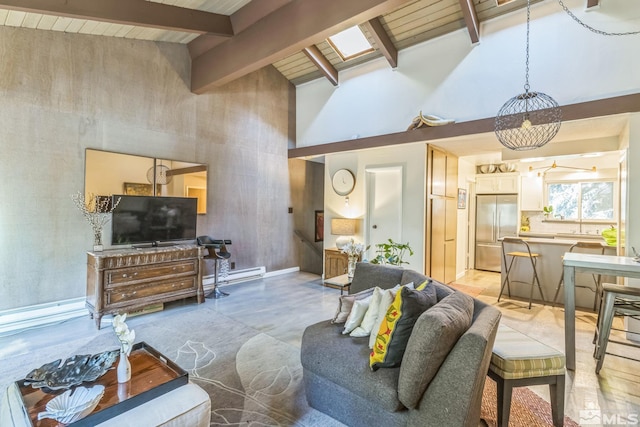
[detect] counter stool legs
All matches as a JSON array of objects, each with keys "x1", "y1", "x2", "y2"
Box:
[
  {"x1": 553, "y1": 242, "x2": 605, "y2": 310},
  {"x1": 207, "y1": 259, "x2": 229, "y2": 299},
  {"x1": 593, "y1": 283, "x2": 640, "y2": 374},
  {"x1": 499, "y1": 238, "x2": 545, "y2": 309}
]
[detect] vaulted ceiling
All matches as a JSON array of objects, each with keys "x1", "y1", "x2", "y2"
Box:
[{"x1": 2, "y1": 0, "x2": 600, "y2": 93}]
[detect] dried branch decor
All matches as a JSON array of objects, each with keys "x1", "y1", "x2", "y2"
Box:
[{"x1": 71, "y1": 192, "x2": 121, "y2": 250}]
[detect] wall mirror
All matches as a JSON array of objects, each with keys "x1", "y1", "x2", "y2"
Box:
[{"x1": 85, "y1": 149, "x2": 208, "y2": 214}]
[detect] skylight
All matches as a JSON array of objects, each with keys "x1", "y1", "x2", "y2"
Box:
[{"x1": 327, "y1": 25, "x2": 374, "y2": 61}]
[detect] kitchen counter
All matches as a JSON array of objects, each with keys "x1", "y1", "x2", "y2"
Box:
[{"x1": 500, "y1": 236, "x2": 616, "y2": 310}]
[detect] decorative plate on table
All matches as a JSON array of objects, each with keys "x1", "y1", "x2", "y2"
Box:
[
  {"x1": 37, "y1": 385, "x2": 105, "y2": 424},
  {"x1": 23, "y1": 350, "x2": 118, "y2": 391}
]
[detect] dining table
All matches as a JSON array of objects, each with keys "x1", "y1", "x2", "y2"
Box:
[{"x1": 562, "y1": 252, "x2": 640, "y2": 370}]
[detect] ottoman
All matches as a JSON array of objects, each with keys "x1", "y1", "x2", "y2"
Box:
[
  {"x1": 488, "y1": 324, "x2": 565, "y2": 427},
  {"x1": 1, "y1": 382, "x2": 211, "y2": 427}
]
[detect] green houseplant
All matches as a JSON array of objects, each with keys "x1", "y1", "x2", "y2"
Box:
[{"x1": 370, "y1": 239, "x2": 413, "y2": 266}]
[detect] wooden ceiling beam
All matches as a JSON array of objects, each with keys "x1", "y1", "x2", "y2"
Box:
[
  {"x1": 288, "y1": 93, "x2": 640, "y2": 158},
  {"x1": 586, "y1": 0, "x2": 600, "y2": 9},
  {"x1": 458, "y1": 0, "x2": 480, "y2": 44},
  {"x1": 303, "y1": 46, "x2": 339, "y2": 86},
  {"x1": 189, "y1": 0, "x2": 293, "y2": 60},
  {"x1": 191, "y1": 0, "x2": 413, "y2": 93},
  {"x1": 362, "y1": 18, "x2": 398, "y2": 68},
  {"x1": 0, "y1": 0, "x2": 233, "y2": 36}
]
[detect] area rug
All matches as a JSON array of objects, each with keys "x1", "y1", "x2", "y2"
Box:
[
  {"x1": 480, "y1": 376, "x2": 580, "y2": 427},
  {"x1": 0, "y1": 306, "x2": 578, "y2": 426}
]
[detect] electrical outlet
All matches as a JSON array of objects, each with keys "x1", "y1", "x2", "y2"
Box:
[
  {"x1": 230, "y1": 262, "x2": 236, "y2": 269},
  {"x1": 288, "y1": 207, "x2": 293, "y2": 214}
]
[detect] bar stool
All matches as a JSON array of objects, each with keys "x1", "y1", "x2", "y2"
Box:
[
  {"x1": 552, "y1": 242, "x2": 605, "y2": 310},
  {"x1": 593, "y1": 283, "x2": 640, "y2": 374},
  {"x1": 499, "y1": 237, "x2": 545, "y2": 309},
  {"x1": 197, "y1": 236, "x2": 232, "y2": 299}
]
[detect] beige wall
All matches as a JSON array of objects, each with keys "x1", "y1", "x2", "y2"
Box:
[{"x1": 0, "y1": 26, "x2": 296, "y2": 311}]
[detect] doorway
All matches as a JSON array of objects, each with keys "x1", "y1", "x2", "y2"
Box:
[{"x1": 365, "y1": 165, "x2": 403, "y2": 261}]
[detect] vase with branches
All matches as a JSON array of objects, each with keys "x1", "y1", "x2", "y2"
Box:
[{"x1": 71, "y1": 192, "x2": 121, "y2": 251}]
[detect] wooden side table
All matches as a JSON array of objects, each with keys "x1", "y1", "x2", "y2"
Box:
[
  {"x1": 324, "y1": 274, "x2": 352, "y2": 295},
  {"x1": 324, "y1": 248, "x2": 348, "y2": 279}
]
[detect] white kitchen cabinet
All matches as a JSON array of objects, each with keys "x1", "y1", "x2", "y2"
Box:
[
  {"x1": 520, "y1": 175, "x2": 544, "y2": 211},
  {"x1": 475, "y1": 173, "x2": 519, "y2": 194}
]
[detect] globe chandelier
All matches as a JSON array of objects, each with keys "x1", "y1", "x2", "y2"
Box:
[{"x1": 495, "y1": 0, "x2": 562, "y2": 151}]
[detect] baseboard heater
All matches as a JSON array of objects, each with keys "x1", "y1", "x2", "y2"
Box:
[
  {"x1": 0, "y1": 298, "x2": 86, "y2": 338},
  {"x1": 202, "y1": 266, "x2": 266, "y2": 291}
]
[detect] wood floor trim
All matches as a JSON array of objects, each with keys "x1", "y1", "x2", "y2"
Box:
[{"x1": 288, "y1": 92, "x2": 640, "y2": 158}]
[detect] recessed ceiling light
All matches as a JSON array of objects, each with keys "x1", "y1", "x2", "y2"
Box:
[{"x1": 327, "y1": 25, "x2": 374, "y2": 61}]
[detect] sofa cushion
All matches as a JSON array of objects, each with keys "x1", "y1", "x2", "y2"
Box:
[
  {"x1": 331, "y1": 287, "x2": 375, "y2": 324},
  {"x1": 368, "y1": 285, "x2": 401, "y2": 348},
  {"x1": 350, "y1": 262, "x2": 404, "y2": 294},
  {"x1": 343, "y1": 296, "x2": 372, "y2": 334},
  {"x1": 397, "y1": 291, "x2": 474, "y2": 409},
  {"x1": 350, "y1": 287, "x2": 385, "y2": 337},
  {"x1": 370, "y1": 284, "x2": 438, "y2": 371},
  {"x1": 301, "y1": 320, "x2": 404, "y2": 413}
]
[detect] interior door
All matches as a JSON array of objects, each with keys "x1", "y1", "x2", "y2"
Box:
[{"x1": 366, "y1": 166, "x2": 403, "y2": 261}]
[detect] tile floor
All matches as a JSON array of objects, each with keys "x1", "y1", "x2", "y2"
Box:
[{"x1": 1, "y1": 269, "x2": 639, "y2": 426}]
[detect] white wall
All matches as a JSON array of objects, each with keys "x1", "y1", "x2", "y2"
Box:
[
  {"x1": 324, "y1": 144, "x2": 426, "y2": 272},
  {"x1": 298, "y1": 0, "x2": 640, "y2": 277},
  {"x1": 297, "y1": 0, "x2": 640, "y2": 146}
]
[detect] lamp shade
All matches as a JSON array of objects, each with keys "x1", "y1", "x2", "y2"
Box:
[{"x1": 331, "y1": 218, "x2": 356, "y2": 236}]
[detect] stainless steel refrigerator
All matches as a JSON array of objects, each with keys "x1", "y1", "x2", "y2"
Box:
[{"x1": 475, "y1": 194, "x2": 518, "y2": 272}]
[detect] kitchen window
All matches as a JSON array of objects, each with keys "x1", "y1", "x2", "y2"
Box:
[{"x1": 547, "y1": 181, "x2": 614, "y2": 221}]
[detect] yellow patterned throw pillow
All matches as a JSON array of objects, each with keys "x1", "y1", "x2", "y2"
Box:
[{"x1": 370, "y1": 280, "x2": 437, "y2": 370}]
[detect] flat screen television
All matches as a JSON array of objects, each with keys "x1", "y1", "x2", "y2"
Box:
[{"x1": 111, "y1": 195, "x2": 198, "y2": 246}]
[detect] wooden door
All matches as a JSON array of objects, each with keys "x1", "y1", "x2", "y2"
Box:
[{"x1": 426, "y1": 145, "x2": 458, "y2": 283}]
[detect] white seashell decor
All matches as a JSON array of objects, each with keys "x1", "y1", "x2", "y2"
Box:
[{"x1": 37, "y1": 385, "x2": 104, "y2": 424}]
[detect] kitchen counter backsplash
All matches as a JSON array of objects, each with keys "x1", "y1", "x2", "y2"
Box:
[{"x1": 521, "y1": 211, "x2": 613, "y2": 236}]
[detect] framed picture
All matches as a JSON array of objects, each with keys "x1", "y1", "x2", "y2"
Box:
[
  {"x1": 457, "y1": 188, "x2": 467, "y2": 209},
  {"x1": 124, "y1": 182, "x2": 154, "y2": 196},
  {"x1": 315, "y1": 210, "x2": 324, "y2": 242}
]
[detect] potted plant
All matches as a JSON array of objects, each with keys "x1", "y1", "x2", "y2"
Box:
[
  {"x1": 370, "y1": 239, "x2": 413, "y2": 266},
  {"x1": 543, "y1": 205, "x2": 553, "y2": 219}
]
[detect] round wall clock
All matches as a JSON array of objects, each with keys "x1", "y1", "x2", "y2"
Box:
[{"x1": 331, "y1": 169, "x2": 355, "y2": 196}]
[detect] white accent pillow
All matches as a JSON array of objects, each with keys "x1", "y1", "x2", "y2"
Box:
[
  {"x1": 342, "y1": 296, "x2": 372, "y2": 334},
  {"x1": 350, "y1": 287, "x2": 384, "y2": 337},
  {"x1": 369, "y1": 284, "x2": 402, "y2": 348}
]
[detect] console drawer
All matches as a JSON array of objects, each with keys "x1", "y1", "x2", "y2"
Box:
[
  {"x1": 106, "y1": 277, "x2": 197, "y2": 305},
  {"x1": 105, "y1": 260, "x2": 198, "y2": 287}
]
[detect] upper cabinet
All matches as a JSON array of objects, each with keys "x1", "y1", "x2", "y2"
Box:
[
  {"x1": 520, "y1": 176, "x2": 544, "y2": 211},
  {"x1": 475, "y1": 173, "x2": 518, "y2": 194}
]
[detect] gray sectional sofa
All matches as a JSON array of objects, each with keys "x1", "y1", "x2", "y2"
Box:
[{"x1": 301, "y1": 263, "x2": 501, "y2": 427}]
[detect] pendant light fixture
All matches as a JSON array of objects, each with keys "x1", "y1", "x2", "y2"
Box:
[{"x1": 495, "y1": 0, "x2": 562, "y2": 151}]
